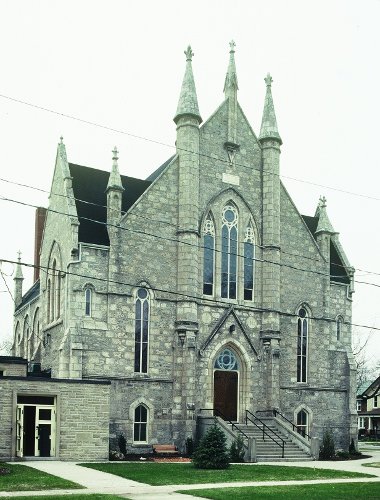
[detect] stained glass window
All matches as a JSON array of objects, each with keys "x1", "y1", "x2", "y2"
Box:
[
  {"x1": 244, "y1": 223, "x2": 255, "y2": 301},
  {"x1": 214, "y1": 349, "x2": 238, "y2": 371},
  {"x1": 135, "y1": 288, "x2": 149, "y2": 373},
  {"x1": 221, "y1": 205, "x2": 238, "y2": 299},
  {"x1": 297, "y1": 307, "x2": 308, "y2": 383},
  {"x1": 203, "y1": 215, "x2": 215, "y2": 295}
]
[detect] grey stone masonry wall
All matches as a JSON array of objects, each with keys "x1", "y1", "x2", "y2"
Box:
[{"x1": 0, "y1": 377, "x2": 110, "y2": 461}]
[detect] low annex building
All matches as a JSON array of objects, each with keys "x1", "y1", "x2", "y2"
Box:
[{"x1": 4, "y1": 43, "x2": 357, "y2": 460}]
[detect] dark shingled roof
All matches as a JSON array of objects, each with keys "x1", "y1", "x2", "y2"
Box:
[
  {"x1": 16, "y1": 280, "x2": 40, "y2": 312},
  {"x1": 301, "y1": 215, "x2": 349, "y2": 284},
  {"x1": 69, "y1": 163, "x2": 152, "y2": 246},
  {"x1": 146, "y1": 155, "x2": 175, "y2": 182}
]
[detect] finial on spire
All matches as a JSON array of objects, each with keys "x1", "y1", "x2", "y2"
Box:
[
  {"x1": 319, "y1": 195, "x2": 327, "y2": 209},
  {"x1": 259, "y1": 72, "x2": 282, "y2": 144},
  {"x1": 224, "y1": 40, "x2": 239, "y2": 96},
  {"x1": 14, "y1": 250, "x2": 24, "y2": 280},
  {"x1": 106, "y1": 146, "x2": 124, "y2": 192},
  {"x1": 315, "y1": 195, "x2": 335, "y2": 234},
  {"x1": 60, "y1": 136, "x2": 64, "y2": 144},
  {"x1": 184, "y1": 45, "x2": 194, "y2": 62},
  {"x1": 229, "y1": 40, "x2": 236, "y2": 53},
  {"x1": 174, "y1": 45, "x2": 202, "y2": 124},
  {"x1": 265, "y1": 73, "x2": 273, "y2": 87}
]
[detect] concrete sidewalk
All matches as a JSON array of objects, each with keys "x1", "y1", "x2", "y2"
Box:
[{"x1": 2, "y1": 452, "x2": 380, "y2": 499}]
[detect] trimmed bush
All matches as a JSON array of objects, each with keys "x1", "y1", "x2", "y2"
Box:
[
  {"x1": 192, "y1": 423, "x2": 230, "y2": 469},
  {"x1": 185, "y1": 437, "x2": 195, "y2": 457},
  {"x1": 118, "y1": 434, "x2": 127, "y2": 457},
  {"x1": 229, "y1": 434, "x2": 246, "y2": 463},
  {"x1": 319, "y1": 430, "x2": 335, "y2": 460}
]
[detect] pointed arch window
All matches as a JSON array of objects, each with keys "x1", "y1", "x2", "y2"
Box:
[
  {"x1": 221, "y1": 205, "x2": 238, "y2": 299},
  {"x1": 203, "y1": 215, "x2": 215, "y2": 295},
  {"x1": 296, "y1": 409, "x2": 308, "y2": 437},
  {"x1": 85, "y1": 288, "x2": 92, "y2": 316},
  {"x1": 244, "y1": 223, "x2": 255, "y2": 301},
  {"x1": 135, "y1": 288, "x2": 149, "y2": 373},
  {"x1": 336, "y1": 316, "x2": 343, "y2": 341},
  {"x1": 47, "y1": 279, "x2": 51, "y2": 323},
  {"x1": 133, "y1": 404, "x2": 148, "y2": 443},
  {"x1": 297, "y1": 307, "x2": 308, "y2": 383},
  {"x1": 51, "y1": 260, "x2": 56, "y2": 320}
]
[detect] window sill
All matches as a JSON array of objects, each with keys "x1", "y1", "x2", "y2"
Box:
[{"x1": 43, "y1": 318, "x2": 63, "y2": 332}]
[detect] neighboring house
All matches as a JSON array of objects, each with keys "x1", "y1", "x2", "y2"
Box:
[
  {"x1": 1, "y1": 43, "x2": 357, "y2": 461},
  {"x1": 357, "y1": 376, "x2": 380, "y2": 437}
]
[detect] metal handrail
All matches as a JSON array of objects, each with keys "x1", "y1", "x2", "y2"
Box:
[
  {"x1": 199, "y1": 408, "x2": 249, "y2": 441},
  {"x1": 245, "y1": 410, "x2": 285, "y2": 458},
  {"x1": 273, "y1": 409, "x2": 311, "y2": 441}
]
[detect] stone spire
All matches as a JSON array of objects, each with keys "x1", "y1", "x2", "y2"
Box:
[
  {"x1": 106, "y1": 147, "x2": 124, "y2": 192},
  {"x1": 224, "y1": 40, "x2": 239, "y2": 99},
  {"x1": 315, "y1": 196, "x2": 335, "y2": 234},
  {"x1": 14, "y1": 251, "x2": 24, "y2": 309},
  {"x1": 259, "y1": 73, "x2": 282, "y2": 144},
  {"x1": 174, "y1": 46, "x2": 202, "y2": 124}
]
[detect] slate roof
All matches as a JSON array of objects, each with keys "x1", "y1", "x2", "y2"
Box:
[
  {"x1": 301, "y1": 215, "x2": 349, "y2": 284},
  {"x1": 69, "y1": 163, "x2": 152, "y2": 246},
  {"x1": 15, "y1": 280, "x2": 40, "y2": 312}
]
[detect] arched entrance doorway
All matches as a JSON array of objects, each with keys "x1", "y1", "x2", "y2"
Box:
[{"x1": 213, "y1": 348, "x2": 239, "y2": 421}]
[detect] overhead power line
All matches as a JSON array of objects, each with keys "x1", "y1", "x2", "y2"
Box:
[
  {"x1": 1, "y1": 92, "x2": 380, "y2": 202},
  {"x1": 1, "y1": 257, "x2": 379, "y2": 334},
  {"x1": 0, "y1": 193, "x2": 366, "y2": 288}
]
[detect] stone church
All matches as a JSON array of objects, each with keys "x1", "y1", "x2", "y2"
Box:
[{"x1": 3, "y1": 43, "x2": 357, "y2": 461}]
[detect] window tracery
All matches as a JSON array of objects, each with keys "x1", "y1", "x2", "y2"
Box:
[
  {"x1": 135, "y1": 288, "x2": 149, "y2": 373},
  {"x1": 221, "y1": 205, "x2": 238, "y2": 299}
]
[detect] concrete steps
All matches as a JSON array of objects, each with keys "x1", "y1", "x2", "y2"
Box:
[{"x1": 230, "y1": 419, "x2": 312, "y2": 462}]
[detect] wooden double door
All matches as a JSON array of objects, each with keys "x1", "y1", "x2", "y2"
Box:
[{"x1": 213, "y1": 370, "x2": 238, "y2": 421}]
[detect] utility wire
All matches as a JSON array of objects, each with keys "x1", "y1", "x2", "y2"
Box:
[
  {"x1": 0, "y1": 194, "x2": 364, "y2": 287},
  {"x1": 2, "y1": 257, "x2": 379, "y2": 333},
  {"x1": 1, "y1": 92, "x2": 380, "y2": 202}
]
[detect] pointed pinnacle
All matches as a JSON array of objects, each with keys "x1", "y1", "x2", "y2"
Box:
[
  {"x1": 14, "y1": 251, "x2": 24, "y2": 280},
  {"x1": 315, "y1": 196, "x2": 335, "y2": 234},
  {"x1": 174, "y1": 45, "x2": 202, "y2": 124},
  {"x1": 107, "y1": 146, "x2": 124, "y2": 192},
  {"x1": 224, "y1": 40, "x2": 238, "y2": 95},
  {"x1": 259, "y1": 73, "x2": 282, "y2": 144}
]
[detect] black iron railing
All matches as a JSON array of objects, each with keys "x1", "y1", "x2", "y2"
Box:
[
  {"x1": 273, "y1": 409, "x2": 311, "y2": 441},
  {"x1": 245, "y1": 410, "x2": 285, "y2": 458},
  {"x1": 199, "y1": 408, "x2": 249, "y2": 442}
]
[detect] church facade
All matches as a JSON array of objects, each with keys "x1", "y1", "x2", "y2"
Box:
[{"x1": 7, "y1": 44, "x2": 357, "y2": 460}]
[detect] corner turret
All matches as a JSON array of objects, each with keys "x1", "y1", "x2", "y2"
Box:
[
  {"x1": 174, "y1": 46, "x2": 202, "y2": 125},
  {"x1": 13, "y1": 251, "x2": 24, "y2": 309},
  {"x1": 106, "y1": 147, "x2": 124, "y2": 228},
  {"x1": 259, "y1": 74, "x2": 282, "y2": 144}
]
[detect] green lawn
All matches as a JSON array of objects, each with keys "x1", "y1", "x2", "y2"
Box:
[
  {"x1": 178, "y1": 482, "x2": 380, "y2": 499},
  {"x1": 80, "y1": 463, "x2": 375, "y2": 486},
  {"x1": 363, "y1": 462, "x2": 380, "y2": 468},
  {"x1": 0, "y1": 496, "x2": 126, "y2": 500},
  {"x1": 0, "y1": 463, "x2": 82, "y2": 492}
]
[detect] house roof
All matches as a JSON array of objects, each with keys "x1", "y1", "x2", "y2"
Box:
[
  {"x1": 69, "y1": 163, "x2": 152, "y2": 246},
  {"x1": 15, "y1": 280, "x2": 40, "y2": 312},
  {"x1": 301, "y1": 215, "x2": 349, "y2": 284},
  {"x1": 358, "y1": 375, "x2": 380, "y2": 398}
]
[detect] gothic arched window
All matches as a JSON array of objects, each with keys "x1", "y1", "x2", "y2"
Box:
[
  {"x1": 336, "y1": 316, "x2": 343, "y2": 341},
  {"x1": 297, "y1": 307, "x2": 308, "y2": 383},
  {"x1": 214, "y1": 348, "x2": 239, "y2": 371},
  {"x1": 296, "y1": 409, "x2": 308, "y2": 437},
  {"x1": 244, "y1": 223, "x2": 255, "y2": 301},
  {"x1": 51, "y1": 260, "x2": 56, "y2": 321},
  {"x1": 85, "y1": 288, "x2": 92, "y2": 316},
  {"x1": 203, "y1": 215, "x2": 215, "y2": 295},
  {"x1": 133, "y1": 404, "x2": 148, "y2": 442},
  {"x1": 221, "y1": 205, "x2": 238, "y2": 299},
  {"x1": 47, "y1": 279, "x2": 51, "y2": 323},
  {"x1": 135, "y1": 288, "x2": 149, "y2": 373}
]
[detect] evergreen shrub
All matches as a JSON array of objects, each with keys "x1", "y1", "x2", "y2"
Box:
[
  {"x1": 319, "y1": 430, "x2": 335, "y2": 460},
  {"x1": 229, "y1": 434, "x2": 246, "y2": 462},
  {"x1": 192, "y1": 423, "x2": 230, "y2": 469}
]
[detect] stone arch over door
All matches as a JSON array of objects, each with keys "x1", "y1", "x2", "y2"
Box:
[{"x1": 209, "y1": 342, "x2": 250, "y2": 422}]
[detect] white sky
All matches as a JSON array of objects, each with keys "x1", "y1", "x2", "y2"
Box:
[{"x1": 0, "y1": 0, "x2": 379, "y2": 366}]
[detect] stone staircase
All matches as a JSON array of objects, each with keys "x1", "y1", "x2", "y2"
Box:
[{"x1": 232, "y1": 418, "x2": 313, "y2": 462}]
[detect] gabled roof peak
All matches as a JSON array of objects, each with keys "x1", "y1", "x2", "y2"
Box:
[{"x1": 174, "y1": 45, "x2": 202, "y2": 124}]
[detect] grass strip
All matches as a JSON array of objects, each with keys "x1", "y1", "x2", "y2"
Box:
[
  {"x1": 80, "y1": 462, "x2": 375, "y2": 486},
  {"x1": 177, "y1": 481, "x2": 380, "y2": 499},
  {"x1": 0, "y1": 496, "x2": 127, "y2": 500},
  {"x1": 363, "y1": 462, "x2": 380, "y2": 468},
  {"x1": 0, "y1": 463, "x2": 82, "y2": 492}
]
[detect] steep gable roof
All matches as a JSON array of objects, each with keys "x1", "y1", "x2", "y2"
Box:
[
  {"x1": 15, "y1": 280, "x2": 40, "y2": 312},
  {"x1": 69, "y1": 163, "x2": 151, "y2": 246}
]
